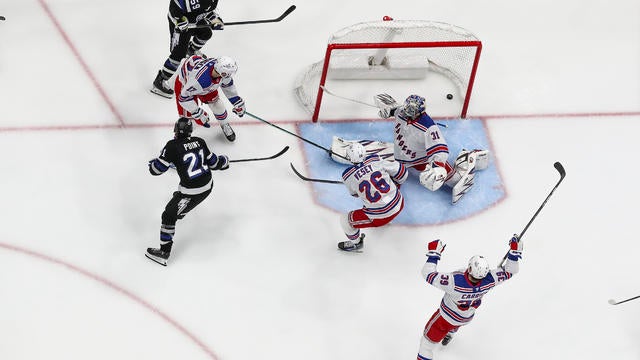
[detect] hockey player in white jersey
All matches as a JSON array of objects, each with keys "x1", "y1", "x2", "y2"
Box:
[
  {"x1": 330, "y1": 94, "x2": 489, "y2": 204},
  {"x1": 173, "y1": 54, "x2": 245, "y2": 142},
  {"x1": 338, "y1": 143, "x2": 408, "y2": 251},
  {"x1": 416, "y1": 235, "x2": 522, "y2": 359}
]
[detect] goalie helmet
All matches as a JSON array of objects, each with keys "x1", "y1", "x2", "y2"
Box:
[
  {"x1": 213, "y1": 56, "x2": 238, "y2": 79},
  {"x1": 345, "y1": 143, "x2": 366, "y2": 163},
  {"x1": 400, "y1": 94, "x2": 426, "y2": 119},
  {"x1": 174, "y1": 117, "x2": 193, "y2": 138},
  {"x1": 467, "y1": 255, "x2": 490, "y2": 280}
]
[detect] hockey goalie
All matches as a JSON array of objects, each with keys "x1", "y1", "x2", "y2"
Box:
[{"x1": 330, "y1": 94, "x2": 489, "y2": 204}]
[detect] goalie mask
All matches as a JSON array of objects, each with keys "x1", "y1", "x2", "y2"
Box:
[
  {"x1": 174, "y1": 117, "x2": 193, "y2": 138},
  {"x1": 400, "y1": 94, "x2": 426, "y2": 119},
  {"x1": 213, "y1": 56, "x2": 238, "y2": 79},
  {"x1": 467, "y1": 255, "x2": 490, "y2": 280},
  {"x1": 345, "y1": 143, "x2": 366, "y2": 164}
]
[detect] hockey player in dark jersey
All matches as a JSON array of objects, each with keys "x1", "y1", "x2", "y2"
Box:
[
  {"x1": 416, "y1": 235, "x2": 522, "y2": 359},
  {"x1": 151, "y1": 0, "x2": 224, "y2": 98},
  {"x1": 145, "y1": 117, "x2": 229, "y2": 266}
]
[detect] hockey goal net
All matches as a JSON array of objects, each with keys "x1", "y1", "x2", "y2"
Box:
[{"x1": 294, "y1": 18, "x2": 482, "y2": 122}]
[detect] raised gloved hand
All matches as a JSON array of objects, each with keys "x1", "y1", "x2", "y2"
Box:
[
  {"x1": 205, "y1": 10, "x2": 224, "y2": 30},
  {"x1": 374, "y1": 93, "x2": 398, "y2": 119},
  {"x1": 427, "y1": 239, "x2": 446, "y2": 260},
  {"x1": 228, "y1": 96, "x2": 245, "y2": 117},
  {"x1": 175, "y1": 16, "x2": 189, "y2": 32},
  {"x1": 508, "y1": 234, "x2": 523, "y2": 260},
  {"x1": 419, "y1": 163, "x2": 447, "y2": 191},
  {"x1": 191, "y1": 108, "x2": 211, "y2": 128}
]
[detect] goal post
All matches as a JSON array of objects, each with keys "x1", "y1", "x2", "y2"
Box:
[{"x1": 294, "y1": 18, "x2": 482, "y2": 122}]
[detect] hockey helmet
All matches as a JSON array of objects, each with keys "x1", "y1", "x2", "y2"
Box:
[
  {"x1": 467, "y1": 255, "x2": 490, "y2": 280},
  {"x1": 213, "y1": 56, "x2": 238, "y2": 79},
  {"x1": 174, "y1": 117, "x2": 193, "y2": 138},
  {"x1": 401, "y1": 94, "x2": 426, "y2": 119},
  {"x1": 346, "y1": 142, "x2": 366, "y2": 163}
]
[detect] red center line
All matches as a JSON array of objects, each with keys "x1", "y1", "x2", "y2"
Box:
[{"x1": 37, "y1": 0, "x2": 126, "y2": 128}]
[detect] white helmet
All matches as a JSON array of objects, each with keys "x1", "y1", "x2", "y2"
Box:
[
  {"x1": 213, "y1": 56, "x2": 238, "y2": 78},
  {"x1": 346, "y1": 143, "x2": 366, "y2": 163},
  {"x1": 467, "y1": 255, "x2": 490, "y2": 280}
]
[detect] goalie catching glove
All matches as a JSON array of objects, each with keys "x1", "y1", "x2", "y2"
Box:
[
  {"x1": 419, "y1": 163, "x2": 447, "y2": 191},
  {"x1": 374, "y1": 93, "x2": 399, "y2": 118},
  {"x1": 426, "y1": 239, "x2": 446, "y2": 260},
  {"x1": 508, "y1": 234, "x2": 523, "y2": 260},
  {"x1": 229, "y1": 96, "x2": 245, "y2": 117}
]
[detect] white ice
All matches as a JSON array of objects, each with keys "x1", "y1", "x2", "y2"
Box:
[{"x1": 0, "y1": 0, "x2": 639, "y2": 359}]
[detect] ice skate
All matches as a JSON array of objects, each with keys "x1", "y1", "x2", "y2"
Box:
[
  {"x1": 441, "y1": 333, "x2": 453, "y2": 346},
  {"x1": 221, "y1": 123, "x2": 236, "y2": 142},
  {"x1": 150, "y1": 71, "x2": 174, "y2": 99},
  {"x1": 145, "y1": 247, "x2": 170, "y2": 266},
  {"x1": 338, "y1": 233, "x2": 365, "y2": 252}
]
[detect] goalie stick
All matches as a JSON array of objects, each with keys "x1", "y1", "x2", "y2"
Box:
[
  {"x1": 320, "y1": 86, "x2": 448, "y2": 128},
  {"x1": 608, "y1": 295, "x2": 640, "y2": 306},
  {"x1": 498, "y1": 162, "x2": 566, "y2": 268},
  {"x1": 229, "y1": 146, "x2": 289, "y2": 163},
  {"x1": 189, "y1": 5, "x2": 296, "y2": 29},
  {"x1": 290, "y1": 163, "x2": 343, "y2": 184},
  {"x1": 245, "y1": 111, "x2": 350, "y2": 162}
]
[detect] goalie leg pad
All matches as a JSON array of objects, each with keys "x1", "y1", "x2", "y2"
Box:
[{"x1": 446, "y1": 150, "x2": 479, "y2": 204}]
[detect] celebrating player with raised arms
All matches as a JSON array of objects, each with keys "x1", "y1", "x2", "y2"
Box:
[
  {"x1": 174, "y1": 54, "x2": 246, "y2": 142},
  {"x1": 331, "y1": 94, "x2": 489, "y2": 204},
  {"x1": 416, "y1": 235, "x2": 523, "y2": 359},
  {"x1": 338, "y1": 143, "x2": 408, "y2": 251}
]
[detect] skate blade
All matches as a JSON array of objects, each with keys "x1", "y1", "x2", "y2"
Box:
[
  {"x1": 145, "y1": 253, "x2": 168, "y2": 266},
  {"x1": 149, "y1": 87, "x2": 173, "y2": 99}
]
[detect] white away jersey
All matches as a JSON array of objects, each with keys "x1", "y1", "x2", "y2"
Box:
[
  {"x1": 421, "y1": 257, "x2": 519, "y2": 326},
  {"x1": 341, "y1": 154, "x2": 408, "y2": 218},
  {"x1": 176, "y1": 55, "x2": 238, "y2": 114},
  {"x1": 393, "y1": 112, "x2": 449, "y2": 168}
]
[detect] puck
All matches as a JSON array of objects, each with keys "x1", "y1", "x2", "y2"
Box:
[{"x1": 446, "y1": 94, "x2": 453, "y2": 100}]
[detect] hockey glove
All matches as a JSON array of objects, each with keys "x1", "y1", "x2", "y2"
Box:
[
  {"x1": 374, "y1": 93, "x2": 398, "y2": 118},
  {"x1": 205, "y1": 10, "x2": 224, "y2": 30},
  {"x1": 419, "y1": 163, "x2": 447, "y2": 191},
  {"x1": 229, "y1": 96, "x2": 245, "y2": 117},
  {"x1": 191, "y1": 108, "x2": 211, "y2": 128},
  {"x1": 426, "y1": 239, "x2": 446, "y2": 260},
  {"x1": 508, "y1": 234, "x2": 523, "y2": 260},
  {"x1": 175, "y1": 16, "x2": 189, "y2": 32},
  {"x1": 211, "y1": 155, "x2": 229, "y2": 171}
]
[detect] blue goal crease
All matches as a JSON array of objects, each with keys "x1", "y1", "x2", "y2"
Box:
[{"x1": 297, "y1": 119, "x2": 505, "y2": 226}]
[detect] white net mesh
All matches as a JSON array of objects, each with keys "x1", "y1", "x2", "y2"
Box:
[{"x1": 294, "y1": 20, "x2": 481, "y2": 119}]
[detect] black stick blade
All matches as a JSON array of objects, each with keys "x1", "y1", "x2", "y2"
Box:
[
  {"x1": 554, "y1": 162, "x2": 566, "y2": 179},
  {"x1": 279, "y1": 5, "x2": 296, "y2": 19}
]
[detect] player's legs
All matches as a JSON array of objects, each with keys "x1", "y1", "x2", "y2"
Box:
[
  {"x1": 188, "y1": 28, "x2": 213, "y2": 57},
  {"x1": 146, "y1": 190, "x2": 211, "y2": 266},
  {"x1": 204, "y1": 93, "x2": 236, "y2": 142},
  {"x1": 151, "y1": 21, "x2": 192, "y2": 98},
  {"x1": 338, "y1": 203, "x2": 403, "y2": 251},
  {"x1": 418, "y1": 310, "x2": 459, "y2": 359},
  {"x1": 174, "y1": 79, "x2": 204, "y2": 120}
]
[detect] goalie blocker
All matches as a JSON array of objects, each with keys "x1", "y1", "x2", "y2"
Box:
[{"x1": 330, "y1": 136, "x2": 489, "y2": 204}]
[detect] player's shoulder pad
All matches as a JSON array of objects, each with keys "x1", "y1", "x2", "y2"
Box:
[{"x1": 415, "y1": 113, "x2": 437, "y2": 128}]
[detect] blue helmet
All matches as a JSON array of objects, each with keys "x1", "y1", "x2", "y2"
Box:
[{"x1": 401, "y1": 95, "x2": 426, "y2": 119}]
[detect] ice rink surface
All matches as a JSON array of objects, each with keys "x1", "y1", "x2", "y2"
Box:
[{"x1": 0, "y1": 0, "x2": 639, "y2": 359}]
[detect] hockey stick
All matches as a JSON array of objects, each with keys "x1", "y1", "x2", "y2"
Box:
[
  {"x1": 608, "y1": 295, "x2": 640, "y2": 306},
  {"x1": 321, "y1": 86, "x2": 448, "y2": 128},
  {"x1": 189, "y1": 5, "x2": 296, "y2": 29},
  {"x1": 290, "y1": 163, "x2": 343, "y2": 184},
  {"x1": 498, "y1": 162, "x2": 566, "y2": 268},
  {"x1": 245, "y1": 111, "x2": 350, "y2": 162},
  {"x1": 229, "y1": 146, "x2": 289, "y2": 163}
]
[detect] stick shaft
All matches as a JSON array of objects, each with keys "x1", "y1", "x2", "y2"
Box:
[{"x1": 229, "y1": 146, "x2": 289, "y2": 163}]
